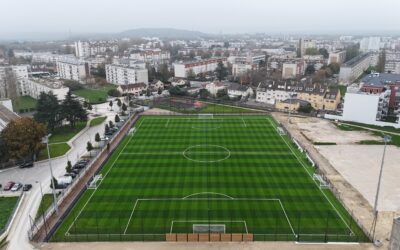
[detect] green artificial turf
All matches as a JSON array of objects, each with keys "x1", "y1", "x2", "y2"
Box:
[
  {"x1": 0, "y1": 196, "x2": 19, "y2": 231},
  {"x1": 52, "y1": 116, "x2": 368, "y2": 243}
]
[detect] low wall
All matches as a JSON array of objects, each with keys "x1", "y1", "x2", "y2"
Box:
[
  {"x1": 324, "y1": 114, "x2": 400, "y2": 129},
  {"x1": 166, "y1": 233, "x2": 253, "y2": 242}
]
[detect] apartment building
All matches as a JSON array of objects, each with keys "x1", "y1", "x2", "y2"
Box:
[
  {"x1": 24, "y1": 77, "x2": 69, "y2": 100},
  {"x1": 173, "y1": 58, "x2": 227, "y2": 78},
  {"x1": 0, "y1": 100, "x2": 19, "y2": 132},
  {"x1": 232, "y1": 63, "x2": 254, "y2": 77},
  {"x1": 31, "y1": 53, "x2": 75, "y2": 64},
  {"x1": 0, "y1": 65, "x2": 29, "y2": 98},
  {"x1": 360, "y1": 37, "x2": 381, "y2": 52},
  {"x1": 328, "y1": 50, "x2": 347, "y2": 65},
  {"x1": 130, "y1": 49, "x2": 170, "y2": 66},
  {"x1": 232, "y1": 54, "x2": 266, "y2": 65},
  {"x1": 75, "y1": 40, "x2": 119, "y2": 58},
  {"x1": 105, "y1": 64, "x2": 149, "y2": 85},
  {"x1": 385, "y1": 51, "x2": 400, "y2": 74},
  {"x1": 282, "y1": 62, "x2": 304, "y2": 79},
  {"x1": 299, "y1": 38, "x2": 316, "y2": 57},
  {"x1": 57, "y1": 58, "x2": 89, "y2": 82},
  {"x1": 256, "y1": 80, "x2": 341, "y2": 110},
  {"x1": 339, "y1": 53, "x2": 378, "y2": 83},
  {"x1": 116, "y1": 83, "x2": 147, "y2": 96}
]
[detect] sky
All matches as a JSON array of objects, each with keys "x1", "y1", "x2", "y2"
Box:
[{"x1": 1, "y1": 0, "x2": 400, "y2": 36}]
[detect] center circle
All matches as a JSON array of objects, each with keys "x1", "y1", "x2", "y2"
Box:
[{"x1": 183, "y1": 145, "x2": 231, "y2": 163}]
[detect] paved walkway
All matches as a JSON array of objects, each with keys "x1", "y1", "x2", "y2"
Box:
[{"x1": 2, "y1": 101, "x2": 119, "y2": 250}]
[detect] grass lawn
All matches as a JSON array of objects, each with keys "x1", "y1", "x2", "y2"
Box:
[
  {"x1": 89, "y1": 116, "x2": 107, "y2": 127},
  {"x1": 0, "y1": 196, "x2": 19, "y2": 231},
  {"x1": 72, "y1": 84, "x2": 116, "y2": 104},
  {"x1": 52, "y1": 116, "x2": 367, "y2": 243},
  {"x1": 35, "y1": 194, "x2": 55, "y2": 221},
  {"x1": 12, "y1": 96, "x2": 37, "y2": 113},
  {"x1": 49, "y1": 121, "x2": 87, "y2": 143},
  {"x1": 37, "y1": 143, "x2": 71, "y2": 160}
]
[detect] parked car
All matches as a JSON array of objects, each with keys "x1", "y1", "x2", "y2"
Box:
[
  {"x1": 3, "y1": 181, "x2": 15, "y2": 191},
  {"x1": 18, "y1": 162, "x2": 34, "y2": 168},
  {"x1": 78, "y1": 159, "x2": 90, "y2": 164},
  {"x1": 64, "y1": 173, "x2": 77, "y2": 179},
  {"x1": 71, "y1": 169, "x2": 81, "y2": 175},
  {"x1": 23, "y1": 184, "x2": 32, "y2": 191},
  {"x1": 105, "y1": 131, "x2": 114, "y2": 136},
  {"x1": 73, "y1": 163, "x2": 86, "y2": 169},
  {"x1": 11, "y1": 183, "x2": 22, "y2": 191}
]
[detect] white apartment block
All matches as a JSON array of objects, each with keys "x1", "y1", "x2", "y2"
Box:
[
  {"x1": 385, "y1": 51, "x2": 400, "y2": 74},
  {"x1": 25, "y1": 78, "x2": 69, "y2": 100},
  {"x1": 325, "y1": 85, "x2": 400, "y2": 128},
  {"x1": 130, "y1": 50, "x2": 170, "y2": 66},
  {"x1": 205, "y1": 81, "x2": 226, "y2": 97},
  {"x1": 173, "y1": 58, "x2": 227, "y2": 78},
  {"x1": 256, "y1": 82, "x2": 293, "y2": 105},
  {"x1": 233, "y1": 54, "x2": 266, "y2": 65},
  {"x1": 328, "y1": 50, "x2": 347, "y2": 65},
  {"x1": 232, "y1": 63, "x2": 253, "y2": 77},
  {"x1": 105, "y1": 64, "x2": 149, "y2": 85},
  {"x1": 360, "y1": 37, "x2": 381, "y2": 52},
  {"x1": 75, "y1": 40, "x2": 119, "y2": 58},
  {"x1": 0, "y1": 65, "x2": 29, "y2": 98},
  {"x1": 339, "y1": 53, "x2": 378, "y2": 83},
  {"x1": 57, "y1": 58, "x2": 89, "y2": 82},
  {"x1": 299, "y1": 38, "x2": 316, "y2": 57},
  {"x1": 282, "y1": 62, "x2": 304, "y2": 79},
  {"x1": 31, "y1": 53, "x2": 75, "y2": 64}
]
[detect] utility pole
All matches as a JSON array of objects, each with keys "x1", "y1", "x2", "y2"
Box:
[
  {"x1": 43, "y1": 134, "x2": 58, "y2": 214},
  {"x1": 371, "y1": 134, "x2": 391, "y2": 242}
]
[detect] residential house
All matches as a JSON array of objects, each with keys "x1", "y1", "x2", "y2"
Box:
[{"x1": 116, "y1": 83, "x2": 147, "y2": 96}]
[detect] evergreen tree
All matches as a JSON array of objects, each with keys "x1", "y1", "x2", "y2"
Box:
[
  {"x1": 215, "y1": 62, "x2": 228, "y2": 81},
  {"x1": 115, "y1": 114, "x2": 120, "y2": 123},
  {"x1": 34, "y1": 92, "x2": 60, "y2": 132},
  {"x1": 60, "y1": 92, "x2": 87, "y2": 128},
  {"x1": 95, "y1": 133, "x2": 101, "y2": 143},
  {"x1": 66, "y1": 161, "x2": 72, "y2": 173},
  {"x1": 109, "y1": 100, "x2": 113, "y2": 111}
]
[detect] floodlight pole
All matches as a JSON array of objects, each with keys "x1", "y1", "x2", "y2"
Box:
[
  {"x1": 371, "y1": 134, "x2": 391, "y2": 241},
  {"x1": 43, "y1": 134, "x2": 59, "y2": 214}
]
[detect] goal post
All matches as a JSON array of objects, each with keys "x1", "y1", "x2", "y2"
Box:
[{"x1": 198, "y1": 113, "x2": 213, "y2": 119}]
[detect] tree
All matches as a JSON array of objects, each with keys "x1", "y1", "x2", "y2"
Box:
[
  {"x1": 122, "y1": 103, "x2": 127, "y2": 113},
  {"x1": 1, "y1": 117, "x2": 46, "y2": 160},
  {"x1": 60, "y1": 92, "x2": 88, "y2": 127},
  {"x1": 116, "y1": 99, "x2": 122, "y2": 111},
  {"x1": 50, "y1": 177, "x2": 58, "y2": 189},
  {"x1": 86, "y1": 141, "x2": 93, "y2": 156},
  {"x1": 87, "y1": 103, "x2": 93, "y2": 111},
  {"x1": 328, "y1": 62, "x2": 340, "y2": 74},
  {"x1": 157, "y1": 63, "x2": 172, "y2": 82},
  {"x1": 199, "y1": 89, "x2": 209, "y2": 99},
  {"x1": 215, "y1": 62, "x2": 228, "y2": 81},
  {"x1": 189, "y1": 50, "x2": 196, "y2": 59},
  {"x1": 115, "y1": 114, "x2": 120, "y2": 123},
  {"x1": 95, "y1": 133, "x2": 101, "y2": 144},
  {"x1": 0, "y1": 137, "x2": 9, "y2": 163},
  {"x1": 108, "y1": 88, "x2": 121, "y2": 97},
  {"x1": 377, "y1": 50, "x2": 386, "y2": 73},
  {"x1": 319, "y1": 48, "x2": 329, "y2": 59},
  {"x1": 157, "y1": 87, "x2": 163, "y2": 95},
  {"x1": 146, "y1": 88, "x2": 152, "y2": 97},
  {"x1": 66, "y1": 161, "x2": 72, "y2": 173},
  {"x1": 169, "y1": 86, "x2": 187, "y2": 96},
  {"x1": 223, "y1": 42, "x2": 230, "y2": 48},
  {"x1": 109, "y1": 100, "x2": 113, "y2": 111},
  {"x1": 305, "y1": 64, "x2": 316, "y2": 75},
  {"x1": 187, "y1": 69, "x2": 196, "y2": 80},
  {"x1": 34, "y1": 92, "x2": 60, "y2": 132},
  {"x1": 105, "y1": 124, "x2": 110, "y2": 133},
  {"x1": 109, "y1": 120, "x2": 114, "y2": 128},
  {"x1": 305, "y1": 48, "x2": 319, "y2": 55}
]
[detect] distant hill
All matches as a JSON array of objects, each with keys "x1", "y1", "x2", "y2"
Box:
[{"x1": 118, "y1": 28, "x2": 208, "y2": 39}]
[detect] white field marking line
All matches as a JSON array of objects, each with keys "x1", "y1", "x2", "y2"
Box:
[
  {"x1": 170, "y1": 220, "x2": 247, "y2": 234},
  {"x1": 182, "y1": 192, "x2": 234, "y2": 200},
  {"x1": 120, "y1": 151, "x2": 294, "y2": 156},
  {"x1": 266, "y1": 118, "x2": 354, "y2": 236},
  {"x1": 123, "y1": 197, "x2": 288, "y2": 236},
  {"x1": 65, "y1": 117, "x2": 146, "y2": 236},
  {"x1": 277, "y1": 199, "x2": 296, "y2": 237},
  {"x1": 165, "y1": 118, "x2": 170, "y2": 127},
  {"x1": 242, "y1": 117, "x2": 247, "y2": 127},
  {"x1": 124, "y1": 199, "x2": 139, "y2": 234}
]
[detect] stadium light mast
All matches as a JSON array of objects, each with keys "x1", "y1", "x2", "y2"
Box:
[
  {"x1": 42, "y1": 134, "x2": 59, "y2": 214},
  {"x1": 371, "y1": 134, "x2": 391, "y2": 242}
]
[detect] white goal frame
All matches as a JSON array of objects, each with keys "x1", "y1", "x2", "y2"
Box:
[{"x1": 198, "y1": 113, "x2": 213, "y2": 119}]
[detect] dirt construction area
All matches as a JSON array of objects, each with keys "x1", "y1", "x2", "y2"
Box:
[{"x1": 273, "y1": 113, "x2": 400, "y2": 248}]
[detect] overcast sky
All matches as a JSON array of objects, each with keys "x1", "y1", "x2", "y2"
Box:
[{"x1": 1, "y1": 0, "x2": 400, "y2": 35}]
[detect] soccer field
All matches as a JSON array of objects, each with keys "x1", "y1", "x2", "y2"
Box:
[{"x1": 52, "y1": 115, "x2": 368, "y2": 242}]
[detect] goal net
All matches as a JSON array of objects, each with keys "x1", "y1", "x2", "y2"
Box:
[
  {"x1": 313, "y1": 174, "x2": 329, "y2": 189},
  {"x1": 193, "y1": 224, "x2": 225, "y2": 233},
  {"x1": 88, "y1": 174, "x2": 103, "y2": 189},
  {"x1": 198, "y1": 114, "x2": 213, "y2": 119}
]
